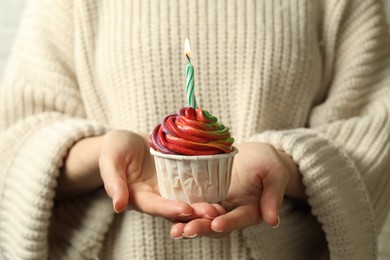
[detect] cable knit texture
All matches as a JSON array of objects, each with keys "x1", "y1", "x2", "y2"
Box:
[{"x1": 0, "y1": 0, "x2": 389, "y2": 259}]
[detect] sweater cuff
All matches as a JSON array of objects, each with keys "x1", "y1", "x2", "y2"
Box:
[
  {"x1": 244, "y1": 129, "x2": 376, "y2": 259},
  {"x1": 0, "y1": 115, "x2": 112, "y2": 260}
]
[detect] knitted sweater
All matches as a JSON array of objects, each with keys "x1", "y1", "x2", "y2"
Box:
[{"x1": 1, "y1": 0, "x2": 390, "y2": 259}]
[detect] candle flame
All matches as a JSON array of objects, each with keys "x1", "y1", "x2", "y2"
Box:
[{"x1": 184, "y1": 38, "x2": 191, "y2": 58}]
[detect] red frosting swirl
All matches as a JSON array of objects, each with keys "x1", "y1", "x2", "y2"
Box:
[{"x1": 150, "y1": 107, "x2": 234, "y2": 155}]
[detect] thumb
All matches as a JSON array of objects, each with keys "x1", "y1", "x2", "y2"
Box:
[
  {"x1": 260, "y1": 168, "x2": 288, "y2": 228},
  {"x1": 99, "y1": 154, "x2": 129, "y2": 213},
  {"x1": 111, "y1": 178, "x2": 129, "y2": 213}
]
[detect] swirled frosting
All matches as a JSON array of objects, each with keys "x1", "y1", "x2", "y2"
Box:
[{"x1": 150, "y1": 107, "x2": 234, "y2": 155}]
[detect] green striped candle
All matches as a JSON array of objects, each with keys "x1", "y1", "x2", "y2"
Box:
[{"x1": 184, "y1": 39, "x2": 197, "y2": 108}]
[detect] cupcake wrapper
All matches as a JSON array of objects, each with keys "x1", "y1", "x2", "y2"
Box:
[{"x1": 150, "y1": 148, "x2": 238, "y2": 204}]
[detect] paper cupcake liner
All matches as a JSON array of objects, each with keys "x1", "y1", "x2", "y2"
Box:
[{"x1": 150, "y1": 148, "x2": 238, "y2": 204}]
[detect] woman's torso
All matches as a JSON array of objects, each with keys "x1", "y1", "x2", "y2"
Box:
[{"x1": 73, "y1": 1, "x2": 327, "y2": 259}]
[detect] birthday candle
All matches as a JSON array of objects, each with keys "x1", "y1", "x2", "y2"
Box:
[{"x1": 184, "y1": 39, "x2": 197, "y2": 109}]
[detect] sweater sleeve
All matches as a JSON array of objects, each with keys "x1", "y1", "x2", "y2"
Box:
[
  {"x1": 244, "y1": 1, "x2": 390, "y2": 259},
  {"x1": 0, "y1": 1, "x2": 113, "y2": 259}
]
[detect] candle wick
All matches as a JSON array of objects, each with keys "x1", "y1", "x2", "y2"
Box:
[{"x1": 186, "y1": 54, "x2": 191, "y2": 63}]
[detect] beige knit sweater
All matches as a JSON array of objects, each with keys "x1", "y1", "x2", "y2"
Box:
[{"x1": 1, "y1": 0, "x2": 390, "y2": 259}]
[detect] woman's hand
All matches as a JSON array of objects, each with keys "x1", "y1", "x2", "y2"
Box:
[
  {"x1": 99, "y1": 130, "x2": 220, "y2": 221},
  {"x1": 99, "y1": 130, "x2": 188, "y2": 217},
  {"x1": 170, "y1": 142, "x2": 306, "y2": 239},
  {"x1": 59, "y1": 130, "x2": 221, "y2": 222}
]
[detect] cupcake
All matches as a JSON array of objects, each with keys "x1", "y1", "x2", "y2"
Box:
[{"x1": 149, "y1": 107, "x2": 238, "y2": 204}]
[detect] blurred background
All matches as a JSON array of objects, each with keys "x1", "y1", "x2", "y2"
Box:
[
  {"x1": 0, "y1": 0, "x2": 390, "y2": 259},
  {"x1": 0, "y1": 0, "x2": 25, "y2": 78}
]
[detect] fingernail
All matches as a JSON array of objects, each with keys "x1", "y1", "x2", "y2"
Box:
[
  {"x1": 211, "y1": 227, "x2": 223, "y2": 233},
  {"x1": 172, "y1": 235, "x2": 183, "y2": 240},
  {"x1": 178, "y1": 212, "x2": 193, "y2": 217},
  {"x1": 113, "y1": 199, "x2": 119, "y2": 213},
  {"x1": 204, "y1": 214, "x2": 214, "y2": 220},
  {"x1": 272, "y1": 216, "x2": 280, "y2": 229},
  {"x1": 183, "y1": 233, "x2": 198, "y2": 238}
]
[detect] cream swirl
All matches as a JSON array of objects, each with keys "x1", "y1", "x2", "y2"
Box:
[{"x1": 150, "y1": 107, "x2": 234, "y2": 155}]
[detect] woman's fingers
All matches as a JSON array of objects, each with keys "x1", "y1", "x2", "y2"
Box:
[
  {"x1": 182, "y1": 219, "x2": 212, "y2": 238},
  {"x1": 168, "y1": 203, "x2": 229, "y2": 239},
  {"x1": 212, "y1": 203, "x2": 227, "y2": 215},
  {"x1": 170, "y1": 222, "x2": 185, "y2": 239},
  {"x1": 130, "y1": 190, "x2": 194, "y2": 219},
  {"x1": 178, "y1": 202, "x2": 225, "y2": 222},
  {"x1": 211, "y1": 204, "x2": 261, "y2": 233},
  {"x1": 170, "y1": 219, "x2": 231, "y2": 239},
  {"x1": 171, "y1": 219, "x2": 213, "y2": 238}
]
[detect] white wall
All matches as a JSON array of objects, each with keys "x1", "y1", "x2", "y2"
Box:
[{"x1": 0, "y1": 0, "x2": 26, "y2": 81}]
